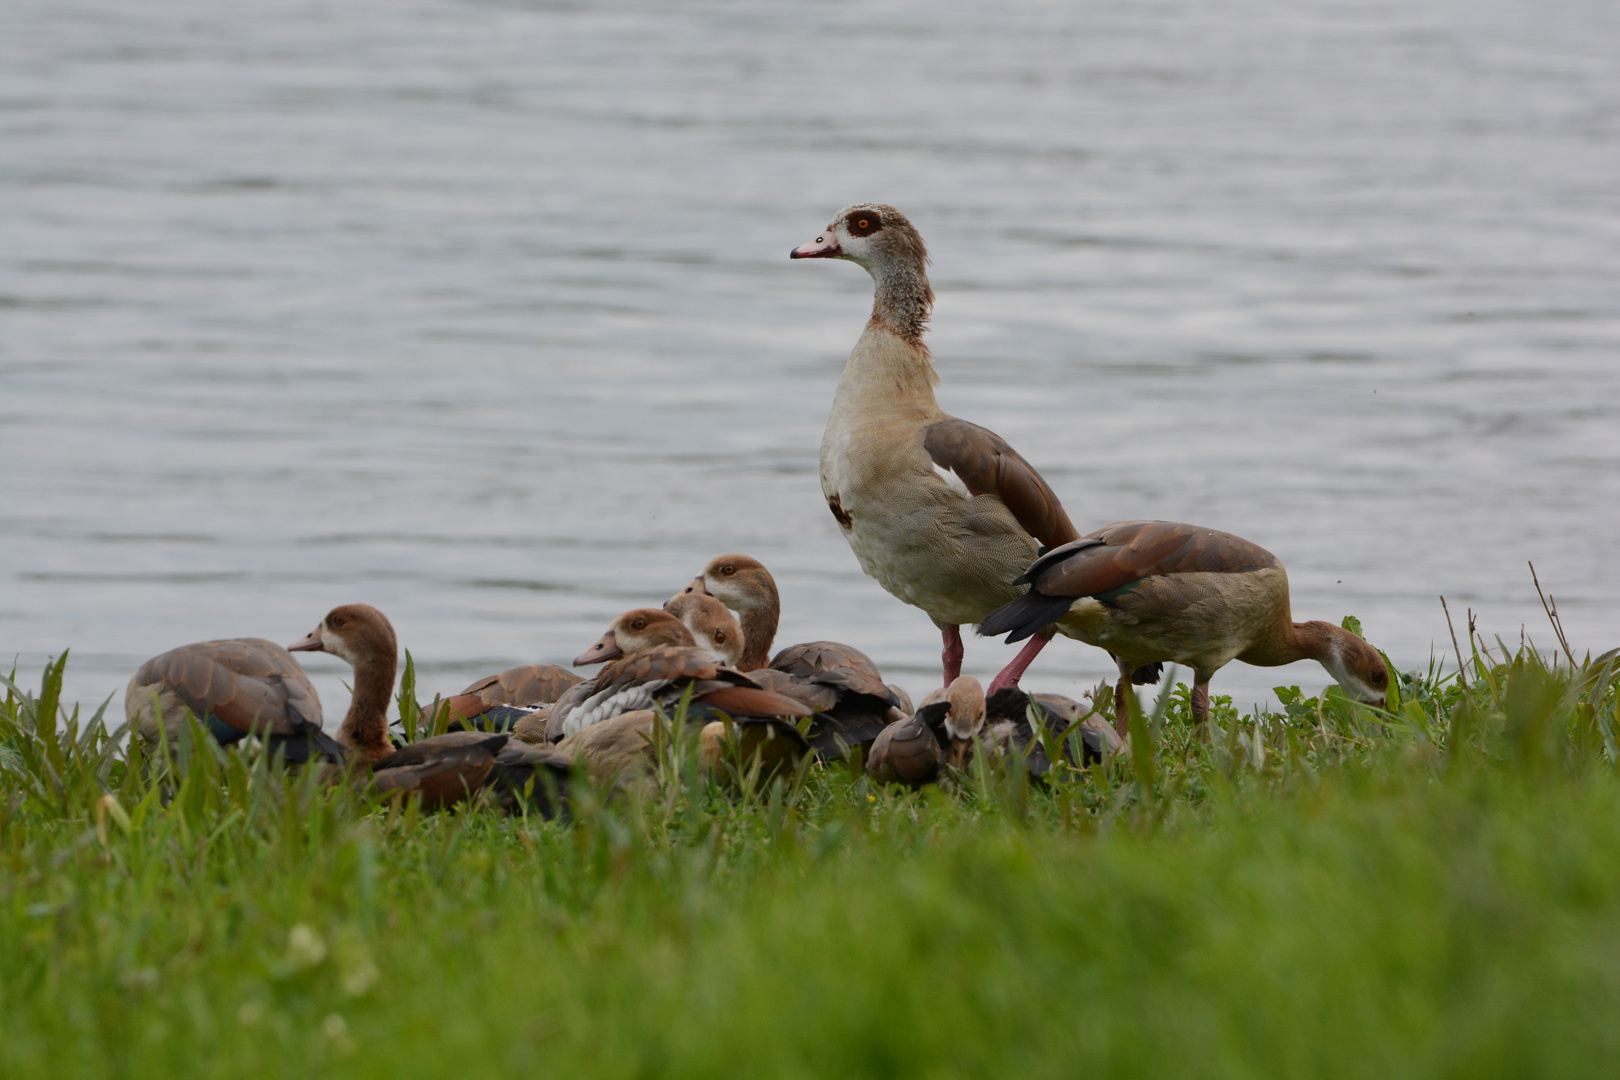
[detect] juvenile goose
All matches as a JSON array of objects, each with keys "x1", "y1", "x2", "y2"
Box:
[
  {"x1": 549, "y1": 608, "x2": 813, "y2": 740},
  {"x1": 125, "y1": 638, "x2": 342, "y2": 762},
  {"x1": 288, "y1": 604, "x2": 569, "y2": 812},
  {"x1": 865, "y1": 677, "x2": 985, "y2": 787},
  {"x1": 663, "y1": 592, "x2": 745, "y2": 667},
  {"x1": 976, "y1": 687, "x2": 1121, "y2": 775},
  {"x1": 791, "y1": 205, "x2": 1080, "y2": 692},
  {"x1": 978, "y1": 521, "x2": 1391, "y2": 735},
  {"x1": 670, "y1": 553, "x2": 901, "y2": 756}
]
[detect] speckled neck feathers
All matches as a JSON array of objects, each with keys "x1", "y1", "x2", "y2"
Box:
[{"x1": 867, "y1": 255, "x2": 933, "y2": 352}]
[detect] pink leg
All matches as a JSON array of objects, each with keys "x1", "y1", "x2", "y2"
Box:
[
  {"x1": 941, "y1": 625, "x2": 964, "y2": 686},
  {"x1": 987, "y1": 633, "x2": 1051, "y2": 696}
]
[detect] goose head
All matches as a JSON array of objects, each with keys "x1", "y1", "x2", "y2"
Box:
[
  {"x1": 574, "y1": 608, "x2": 696, "y2": 666},
  {"x1": 667, "y1": 553, "x2": 776, "y2": 617},
  {"x1": 288, "y1": 603, "x2": 396, "y2": 672},
  {"x1": 790, "y1": 203, "x2": 928, "y2": 276},
  {"x1": 1314, "y1": 624, "x2": 1391, "y2": 709},
  {"x1": 941, "y1": 675, "x2": 987, "y2": 768},
  {"x1": 664, "y1": 592, "x2": 744, "y2": 667}
]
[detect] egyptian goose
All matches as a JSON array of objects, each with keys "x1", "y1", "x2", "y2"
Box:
[
  {"x1": 866, "y1": 680, "x2": 1118, "y2": 787},
  {"x1": 547, "y1": 608, "x2": 813, "y2": 743},
  {"x1": 125, "y1": 638, "x2": 343, "y2": 763},
  {"x1": 866, "y1": 677, "x2": 985, "y2": 787},
  {"x1": 663, "y1": 592, "x2": 745, "y2": 667},
  {"x1": 976, "y1": 687, "x2": 1121, "y2": 774},
  {"x1": 790, "y1": 205, "x2": 1080, "y2": 693},
  {"x1": 287, "y1": 604, "x2": 569, "y2": 813},
  {"x1": 669, "y1": 553, "x2": 902, "y2": 756},
  {"x1": 978, "y1": 520, "x2": 1391, "y2": 735},
  {"x1": 425, "y1": 664, "x2": 582, "y2": 732}
]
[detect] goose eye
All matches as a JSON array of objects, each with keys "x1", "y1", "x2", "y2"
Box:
[
  {"x1": 722, "y1": 565, "x2": 735, "y2": 576},
  {"x1": 846, "y1": 211, "x2": 881, "y2": 236},
  {"x1": 331, "y1": 616, "x2": 346, "y2": 628},
  {"x1": 714, "y1": 630, "x2": 727, "y2": 644},
  {"x1": 631, "y1": 618, "x2": 647, "y2": 631}
]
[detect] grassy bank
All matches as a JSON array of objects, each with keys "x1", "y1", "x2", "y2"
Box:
[{"x1": 3, "y1": 631, "x2": 1619, "y2": 1079}]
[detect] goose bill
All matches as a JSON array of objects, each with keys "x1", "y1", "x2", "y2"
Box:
[
  {"x1": 790, "y1": 234, "x2": 840, "y2": 259},
  {"x1": 574, "y1": 633, "x2": 623, "y2": 666},
  {"x1": 287, "y1": 625, "x2": 325, "y2": 652}
]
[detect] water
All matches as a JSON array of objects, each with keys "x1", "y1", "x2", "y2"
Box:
[{"x1": 4, "y1": 0, "x2": 1618, "y2": 723}]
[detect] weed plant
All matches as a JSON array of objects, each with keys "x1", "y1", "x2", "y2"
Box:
[{"x1": 2, "y1": 620, "x2": 1619, "y2": 1078}]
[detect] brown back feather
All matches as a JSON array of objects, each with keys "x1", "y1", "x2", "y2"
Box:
[
  {"x1": 132, "y1": 639, "x2": 320, "y2": 736},
  {"x1": 921, "y1": 418, "x2": 1079, "y2": 549},
  {"x1": 1035, "y1": 521, "x2": 1281, "y2": 600}
]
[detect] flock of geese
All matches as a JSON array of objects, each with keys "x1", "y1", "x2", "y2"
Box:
[{"x1": 121, "y1": 204, "x2": 1393, "y2": 814}]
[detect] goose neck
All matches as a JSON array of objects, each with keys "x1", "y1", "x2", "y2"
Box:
[{"x1": 338, "y1": 651, "x2": 397, "y2": 762}]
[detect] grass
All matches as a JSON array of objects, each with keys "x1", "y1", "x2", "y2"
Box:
[{"x1": 3, "y1": 622, "x2": 1620, "y2": 1079}]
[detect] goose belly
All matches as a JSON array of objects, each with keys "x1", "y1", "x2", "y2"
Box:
[
  {"x1": 836, "y1": 487, "x2": 1038, "y2": 627},
  {"x1": 1055, "y1": 570, "x2": 1287, "y2": 675}
]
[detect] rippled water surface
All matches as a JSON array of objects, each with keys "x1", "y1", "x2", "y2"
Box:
[{"x1": 4, "y1": 0, "x2": 1618, "y2": 720}]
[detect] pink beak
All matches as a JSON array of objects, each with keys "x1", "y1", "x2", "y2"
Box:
[
  {"x1": 287, "y1": 624, "x2": 325, "y2": 653},
  {"x1": 574, "y1": 633, "x2": 624, "y2": 666},
  {"x1": 790, "y1": 233, "x2": 840, "y2": 259}
]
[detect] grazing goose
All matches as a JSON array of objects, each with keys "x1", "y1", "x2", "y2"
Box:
[
  {"x1": 978, "y1": 520, "x2": 1391, "y2": 735},
  {"x1": 791, "y1": 205, "x2": 1080, "y2": 693},
  {"x1": 125, "y1": 638, "x2": 343, "y2": 762},
  {"x1": 670, "y1": 554, "x2": 902, "y2": 756},
  {"x1": 865, "y1": 681, "x2": 1117, "y2": 787},
  {"x1": 977, "y1": 687, "x2": 1121, "y2": 774},
  {"x1": 548, "y1": 609, "x2": 813, "y2": 742},
  {"x1": 866, "y1": 677, "x2": 986, "y2": 787},
  {"x1": 288, "y1": 604, "x2": 569, "y2": 813}
]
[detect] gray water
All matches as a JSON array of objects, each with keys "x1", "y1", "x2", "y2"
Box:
[{"x1": 4, "y1": 0, "x2": 1618, "y2": 724}]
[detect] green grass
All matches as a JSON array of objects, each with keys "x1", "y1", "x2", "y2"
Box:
[{"x1": 3, "y1": 628, "x2": 1619, "y2": 1079}]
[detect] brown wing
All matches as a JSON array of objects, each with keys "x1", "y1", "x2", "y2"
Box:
[
  {"x1": 866, "y1": 715, "x2": 944, "y2": 787},
  {"x1": 374, "y1": 730, "x2": 508, "y2": 770},
  {"x1": 599, "y1": 646, "x2": 722, "y2": 690},
  {"x1": 770, "y1": 641, "x2": 884, "y2": 682},
  {"x1": 746, "y1": 669, "x2": 840, "y2": 711},
  {"x1": 372, "y1": 731, "x2": 508, "y2": 812},
  {"x1": 1031, "y1": 521, "x2": 1281, "y2": 600},
  {"x1": 461, "y1": 664, "x2": 581, "y2": 707},
  {"x1": 129, "y1": 638, "x2": 320, "y2": 736},
  {"x1": 922, "y1": 418, "x2": 1079, "y2": 549},
  {"x1": 694, "y1": 685, "x2": 814, "y2": 720}
]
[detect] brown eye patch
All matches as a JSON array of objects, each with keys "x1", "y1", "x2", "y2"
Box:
[{"x1": 846, "y1": 210, "x2": 882, "y2": 236}]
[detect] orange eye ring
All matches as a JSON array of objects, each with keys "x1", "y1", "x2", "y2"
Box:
[
  {"x1": 631, "y1": 618, "x2": 647, "y2": 630},
  {"x1": 857, "y1": 219, "x2": 869, "y2": 229},
  {"x1": 721, "y1": 565, "x2": 735, "y2": 576}
]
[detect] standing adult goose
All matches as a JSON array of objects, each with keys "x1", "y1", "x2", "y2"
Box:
[
  {"x1": 977, "y1": 520, "x2": 1392, "y2": 735},
  {"x1": 790, "y1": 205, "x2": 1080, "y2": 692},
  {"x1": 669, "y1": 553, "x2": 903, "y2": 756},
  {"x1": 126, "y1": 638, "x2": 343, "y2": 762},
  {"x1": 288, "y1": 604, "x2": 569, "y2": 813}
]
